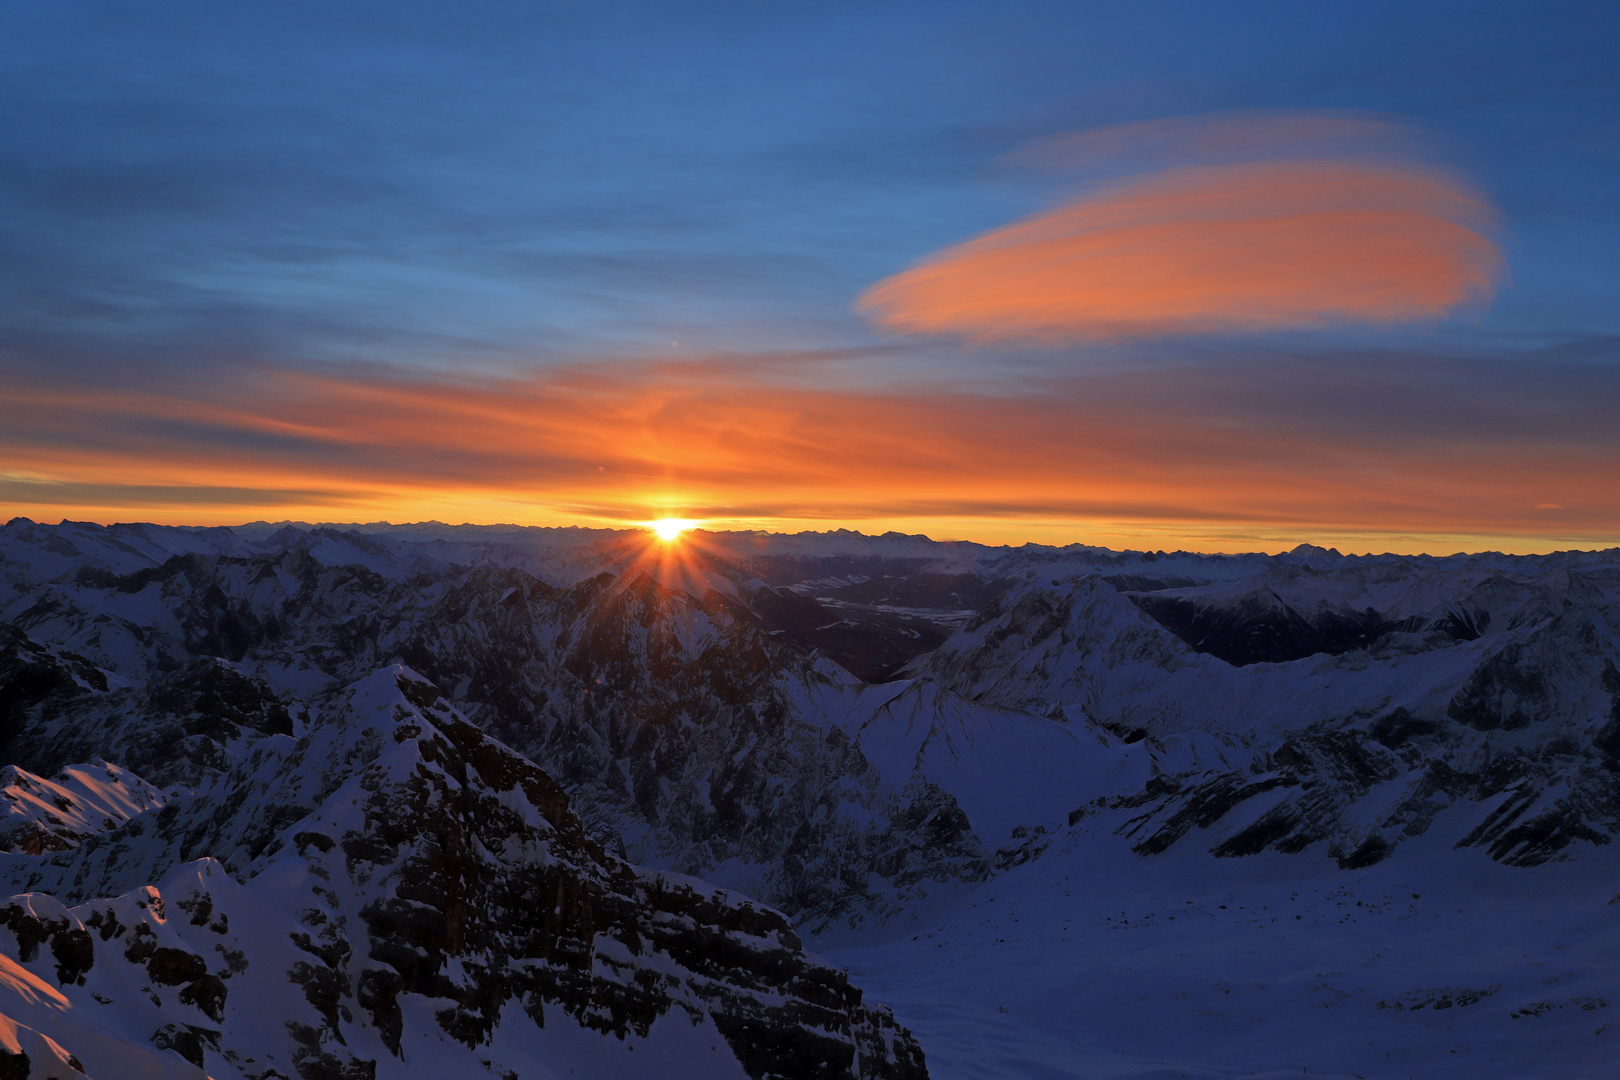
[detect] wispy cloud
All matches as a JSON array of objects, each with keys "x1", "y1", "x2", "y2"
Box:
[
  {"x1": 860, "y1": 114, "x2": 1503, "y2": 342},
  {"x1": 1, "y1": 346, "x2": 1614, "y2": 552}
]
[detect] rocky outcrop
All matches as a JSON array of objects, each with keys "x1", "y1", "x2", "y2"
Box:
[{"x1": 0, "y1": 670, "x2": 927, "y2": 1080}]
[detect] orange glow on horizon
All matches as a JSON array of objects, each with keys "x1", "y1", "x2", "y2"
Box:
[{"x1": 0, "y1": 354, "x2": 1615, "y2": 556}]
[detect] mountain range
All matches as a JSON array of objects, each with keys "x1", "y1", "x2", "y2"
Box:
[{"x1": 1, "y1": 517, "x2": 1616, "y2": 1079}]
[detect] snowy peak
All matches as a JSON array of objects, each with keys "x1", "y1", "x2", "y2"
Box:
[
  {"x1": 0, "y1": 763, "x2": 167, "y2": 855},
  {"x1": 0, "y1": 1010, "x2": 90, "y2": 1079},
  {"x1": 906, "y1": 574, "x2": 1202, "y2": 726}
]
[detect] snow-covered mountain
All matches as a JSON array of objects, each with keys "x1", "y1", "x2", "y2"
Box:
[
  {"x1": 2, "y1": 517, "x2": 1618, "y2": 1077},
  {"x1": 0, "y1": 761, "x2": 168, "y2": 855},
  {"x1": 0, "y1": 662, "x2": 924, "y2": 1080}
]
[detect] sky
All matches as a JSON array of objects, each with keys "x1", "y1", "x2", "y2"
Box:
[{"x1": 1, "y1": 1, "x2": 1617, "y2": 553}]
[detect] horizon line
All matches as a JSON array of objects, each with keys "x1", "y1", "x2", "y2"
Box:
[{"x1": 6, "y1": 514, "x2": 1618, "y2": 561}]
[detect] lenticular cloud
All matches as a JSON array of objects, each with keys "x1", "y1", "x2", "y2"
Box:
[{"x1": 859, "y1": 129, "x2": 1503, "y2": 342}]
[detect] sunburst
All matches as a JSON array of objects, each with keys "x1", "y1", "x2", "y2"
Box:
[{"x1": 650, "y1": 518, "x2": 698, "y2": 541}]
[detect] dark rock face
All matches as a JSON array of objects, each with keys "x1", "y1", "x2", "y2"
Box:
[
  {"x1": 0, "y1": 1050, "x2": 28, "y2": 1080},
  {"x1": 147, "y1": 657, "x2": 293, "y2": 739},
  {"x1": 328, "y1": 676, "x2": 926, "y2": 1079},
  {"x1": 0, "y1": 625, "x2": 107, "y2": 759},
  {"x1": 1442, "y1": 607, "x2": 1609, "y2": 732},
  {"x1": 0, "y1": 624, "x2": 298, "y2": 791}
]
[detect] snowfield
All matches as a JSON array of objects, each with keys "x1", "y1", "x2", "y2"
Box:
[{"x1": 832, "y1": 815, "x2": 1620, "y2": 1080}]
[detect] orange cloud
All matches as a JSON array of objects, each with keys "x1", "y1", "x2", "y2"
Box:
[
  {"x1": 858, "y1": 159, "x2": 1502, "y2": 341},
  {"x1": 0, "y1": 352, "x2": 1615, "y2": 554}
]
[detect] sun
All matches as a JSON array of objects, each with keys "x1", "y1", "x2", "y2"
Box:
[{"x1": 650, "y1": 518, "x2": 698, "y2": 541}]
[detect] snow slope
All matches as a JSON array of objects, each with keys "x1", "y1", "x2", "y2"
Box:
[
  {"x1": 0, "y1": 762, "x2": 168, "y2": 854},
  {"x1": 831, "y1": 810, "x2": 1620, "y2": 1080}
]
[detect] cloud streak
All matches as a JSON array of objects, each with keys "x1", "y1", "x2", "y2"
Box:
[
  {"x1": 860, "y1": 115, "x2": 1503, "y2": 342},
  {"x1": 1, "y1": 349, "x2": 1614, "y2": 552}
]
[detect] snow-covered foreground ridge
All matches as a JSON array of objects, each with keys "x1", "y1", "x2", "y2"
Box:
[
  {"x1": 1, "y1": 517, "x2": 1618, "y2": 1077},
  {"x1": 0, "y1": 667, "x2": 922, "y2": 1079}
]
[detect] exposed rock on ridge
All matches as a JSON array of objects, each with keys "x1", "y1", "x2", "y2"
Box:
[{"x1": 0, "y1": 668, "x2": 927, "y2": 1080}]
